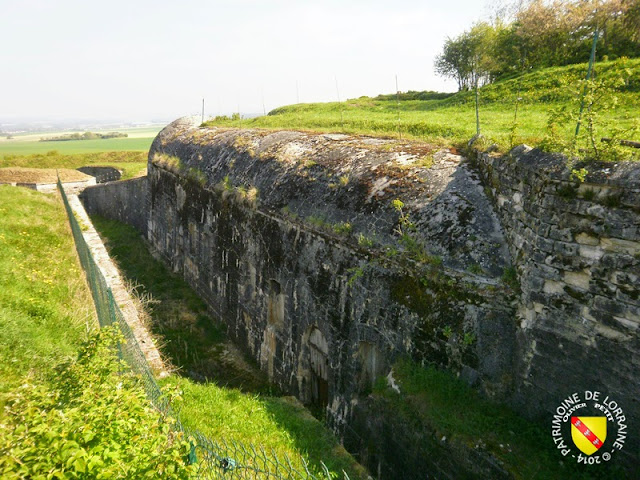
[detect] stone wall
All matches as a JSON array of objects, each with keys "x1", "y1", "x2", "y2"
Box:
[
  {"x1": 76, "y1": 166, "x2": 122, "y2": 183},
  {"x1": 82, "y1": 117, "x2": 639, "y2": 474},
  {"x1": 80, "y1": 176, "x2": 149, "y2": 235},
  {"x1": 145, "y1": 119, "x2": 519, "y2": 426},
  {"x1": 475, "y1": 146, "x2": 640, "y2": 463}
]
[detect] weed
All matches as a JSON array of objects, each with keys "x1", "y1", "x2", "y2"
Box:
[
  {"x1": 463, "y1": 332, "x2": 476, "y2": 346},
  {"x1": 468, "y1": 263, "x2": 483, "y2": 275},
  {"x1": 442, "y1": 326, "x2": 453, "y2": 339},
  {"x1": 332, "y1": 221, "x2": 353, "y2": 235},
  {"x1": 501, "y1": 266, "x2": 519, "y2": 291},
  {"x1": 357, "y1": 233, "x2": 375, "y2": 248},
  {"x1": 557, "y1": 184, "x2": 577, "y2": 199}
]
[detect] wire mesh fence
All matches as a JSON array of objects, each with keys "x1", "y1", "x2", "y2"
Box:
[{"x1": 57, "y1": 179, "x2": 350, "y2": 480}]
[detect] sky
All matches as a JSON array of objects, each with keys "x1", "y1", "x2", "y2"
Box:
[{"x1": 0, "y1": 0, "x2": 496, "y2": 123}]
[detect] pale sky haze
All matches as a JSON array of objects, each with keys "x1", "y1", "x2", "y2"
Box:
[{"x1": 1, "y1": 0, "x2": 493, "y2": 122}]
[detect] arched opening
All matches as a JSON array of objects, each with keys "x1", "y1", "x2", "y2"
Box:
[
  {"x1": 298, "y1": 326, "x2": 330, "y2": 409},
  {"x1": 308, "y1": 328, "x2": 329, "y2": 408}
]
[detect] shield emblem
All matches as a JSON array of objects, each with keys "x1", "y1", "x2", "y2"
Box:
[{"x1": 571, "y1": 417, "x2": 607, "y2": 455}]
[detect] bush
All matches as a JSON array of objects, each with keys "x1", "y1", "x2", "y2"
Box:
[{"x1": 0, "y1": 326, "x2": 195, "y2": 479}]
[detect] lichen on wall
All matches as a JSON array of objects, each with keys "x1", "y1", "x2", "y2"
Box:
[{"x1": 145, "y1": 118, "x2": 518, "y2": 422}]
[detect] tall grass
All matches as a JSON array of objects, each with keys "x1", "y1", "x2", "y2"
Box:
[{"x1": 0, "y1": 187, "x2": 95, "y2": 399}]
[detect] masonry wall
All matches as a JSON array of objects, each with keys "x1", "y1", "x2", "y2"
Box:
[
  {"x1": 80, "y1": 176, "x2": 149, "y2": 235},
  {"x1": 475, "y1": 146, "x2": 640, "y2": 462},
  {"x1": 146, "y1": 163, "x2": 516, "y2": 422},
  {"x1": 79, "y1": 118, "x2": 639, "y2": 474}
]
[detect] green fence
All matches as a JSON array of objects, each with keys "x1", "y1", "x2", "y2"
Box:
[{"x1": 58, "y1": 180, "x2": 350, "y2": 480}]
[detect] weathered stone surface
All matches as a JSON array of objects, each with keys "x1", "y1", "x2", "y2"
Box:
[
  {"x1": 80, "y1": 177, "x2": 148, "y2": 236},
  {"x1": 81, "y1": 118, "x2": 640, "y2": 475},
  {"x1": 76, "y1": 166, "x2": 122, "y2": 183},
  {"x1": 476, "y1": 146, "x2": 640, "y2": 470}
]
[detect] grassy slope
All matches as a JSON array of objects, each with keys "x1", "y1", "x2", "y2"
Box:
[
  {"x1": 0, "y1": 187, "x2": 94, "y2": 400},
  {"x1": 90, "y1": 216, "x2": 368, "y2": 479},
  {"x1": 204, "y1": 58, "x2": 640, "y2": 151},
  {"x1": 0, "y1": 151, "x2": 148, "y2": 180}
]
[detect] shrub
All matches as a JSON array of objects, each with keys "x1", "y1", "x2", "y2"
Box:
[{"x1": 0, "y1": 326, "x2": 195, "y2": 479}]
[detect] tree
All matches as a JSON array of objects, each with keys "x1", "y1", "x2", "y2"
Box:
[{"x1": 435, "y1": 22, "x2": 499, "y2": 91}]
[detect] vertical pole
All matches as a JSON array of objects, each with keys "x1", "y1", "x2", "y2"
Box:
[
  {"x1": 261, "y1": 88, "x2": 266, "y2": 116},
  {"x1": 335, "y1": 76, "x2": 344, "y2": 130},
  {"x1": 575, "y1": 29, "x2": 599, "y2": 137},
  {"x1": 475, "y1": 78, "x2": 480, "y2": 136},
  {"x1": 201, "y1": 98, "x2": 205, "y2": 124},
  {"x1": 396, "y1": 75, "x2": 401, "y2": 139}
]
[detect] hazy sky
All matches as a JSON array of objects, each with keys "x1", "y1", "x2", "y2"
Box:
[{"x1": 1, "y1": 0, "x2": 494, "y2": 122}]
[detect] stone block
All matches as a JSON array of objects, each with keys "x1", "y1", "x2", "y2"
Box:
[
  {"x1": 575, "y1": 232, "x2": 600, "y2": 246},
  {"x1": 564, "y1": 270, "x2": 591, "y2": 290},
  {"x1": 600, "y1": 237, "x2": 640, "y2": 256},
  {"x1": 579, "y1": 244, "x2": 605, "y2": 262}
]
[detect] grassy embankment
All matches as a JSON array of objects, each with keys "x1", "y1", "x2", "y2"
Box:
[
  {"x1": 374, "y1": 358, "x2": 624, "y2": 479},
  {"x1": 0, "y1": 151, "x2": 148, "y2": 181},
  {"x1": 0, "y1": 187, "x2": 95, "y2": 401},
  {"x1": 90, "y1": 216, "x2": 368, "y2": 479},
  {"x1": 204, "y1": 58, "x2": 640, "y2": 154}
]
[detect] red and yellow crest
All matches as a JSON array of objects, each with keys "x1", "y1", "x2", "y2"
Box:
[{"x1": 571, "y1": 417, "x2": 607, "y2": 455}]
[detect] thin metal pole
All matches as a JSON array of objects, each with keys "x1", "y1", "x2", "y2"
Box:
[
  {"x1": 575, "y1": 29, "x2": 599, "y2": 137},
  {"x1": 201, "y1": 98, "x2": 205, "y2": 124},
  {"x1": 396, "y1": 75, "x2": 401, "y2": 139},
  {"x1": 335, "y1": 76, "x2": 344, "y2": 129},
  {"x1": 475, "y1": 77, "x2": 480, "y2": 136}
]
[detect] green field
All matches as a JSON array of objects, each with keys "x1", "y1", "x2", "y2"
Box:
[
  {"x1": 205, "y1": 58, "x2": 640, "y2": 159},
  {"x1": 0, "y1": 136, "x2": 155, "y2": 155},
  {"x1": 0, "y1": 125, "x2": 162, "y2": 156}
]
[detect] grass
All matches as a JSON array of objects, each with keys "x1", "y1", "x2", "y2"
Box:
[
  {"x1": 203, "y1": 58, "x2": 640, "y2": 156},
  {"x1": 164, "y1": 377, "x2": 367, "y2": 478},
  {"x1": 0, "y1": 186, "x2": 94, "y2": 401},
  {"x1": 376, "y1": 358, "x2": 624, "y2": 479},
  {"x1": 90, "y1": 216, "x2": 368, "y2": 479},
  {"x1": 0, "y1": 126, "x2": 160, "y2": 155},
  {"x1": 0, "y1": 151, "x2": 148, "y2": 180}
]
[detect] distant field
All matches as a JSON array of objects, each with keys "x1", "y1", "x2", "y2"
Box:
[{"x1": 0, "y1": 126, "x2": 162, "y2": 155}]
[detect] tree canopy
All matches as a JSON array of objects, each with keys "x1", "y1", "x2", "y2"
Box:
[{"x1": 435, "y1": 0, "x2": 640, "y2": 90}]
